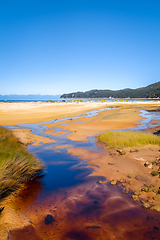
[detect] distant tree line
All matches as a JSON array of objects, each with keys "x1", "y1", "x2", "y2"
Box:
[{"x1": 60, "y1": 81, "x2": 160, "y2": 99}]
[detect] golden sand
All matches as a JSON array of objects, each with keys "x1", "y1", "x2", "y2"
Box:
[{"x1": 0, "y1": 101, "x2": 159, "y2": 125}]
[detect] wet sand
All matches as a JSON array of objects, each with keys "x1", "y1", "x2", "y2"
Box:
[
  {"x1": 43, "y1": 107, "x2": 143, "y2": 141},
  {"x1": 68, "y1": 145, "x2": 160, "y2": 205},
  {"x1": 11, "y1": 128, "x2": 56, "y2": 146}
]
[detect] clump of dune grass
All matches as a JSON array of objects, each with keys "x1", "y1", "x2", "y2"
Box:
[
  {"x1": 0, "y1": 126, "x2": 44, "y2": 198},
  {"x1": 98, "y1": 130, "x2": 160, "y2": 148}
]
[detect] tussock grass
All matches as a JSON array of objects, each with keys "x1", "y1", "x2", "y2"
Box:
[
  {"x1": 0, "y1": 126, "x2": 44, "y2": 198},
  {"x1": 98, "y1": 130, "x2": 160, "y2": 148}
]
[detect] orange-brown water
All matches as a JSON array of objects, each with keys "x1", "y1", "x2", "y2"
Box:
[{"x1": 8, "y1": 179, "x2": 160, "y2": 240}]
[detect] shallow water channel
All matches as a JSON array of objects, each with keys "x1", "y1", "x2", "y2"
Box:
[{"x1": 6, "y1": 109, "x2": 160, "y2": 239}]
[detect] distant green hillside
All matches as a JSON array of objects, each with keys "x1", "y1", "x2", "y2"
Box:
[{"x1": 60, "y1": 82, "x2": 160, "y2": 99}]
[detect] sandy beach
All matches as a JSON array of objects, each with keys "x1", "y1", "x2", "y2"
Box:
[{"x1": 0, "y1": 100, "x2": 159, "y2": 125}]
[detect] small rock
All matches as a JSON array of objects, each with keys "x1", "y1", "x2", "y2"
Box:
[
  {"x1": 130, "y1": 148, "x2": 139, "y2": 153},
  {"x1": 44, "y1": 215, "x2": 56, "y2": 225},
  {"x1": 117, "y1": 149, "x2": 126, "y2": 155},
  {"x1": 153, "y1": 226, "x2": 159, "y2": 230},
  {"x1": 129, "y1": 181, "x2": 134, "y2": 185},
  {"x1": 134, "y1": 190, "x2": 140, "y2": 196},
  {"x1": 152, "y1": 188, "x2": 158, "y2": 193},
  {"x1": 132, "y1": 195, "x2": 139, "y2": 200},
  {"x1": 151, "y1": 204, "x2": 160, "y2": 212},
  {"x1": 126, "y1": 189, "x2": 129, "y2": 194},
  {"x1": 148, "y1": 199, "x2": 154, "y2": 203},
  {"x1": 110, "y1": 179, "x2": 117, "y2": 185},
  {"x1": 151, "y1": 171, "x2": 159, "y2": 176},
  {"x1": 143, "y1": 203, "x2": 151, "y2": 209},
  {"x1": 153, "y1": 195, "x2": 160, "y2": 201},
  {"x1": 99, "y1": 181, "x2": 102, "y2": 184},
  {"x1": 148, "y1": 187, "x2": 154, "y2": 192},
  {"x1": 144, "y1": 162, "x2": 151, "y2": 167},
  {"x1": 141, "y1": 187, "x2": 149, "y2": 192},
  {"x1": 120, "y1": 178, "x2": 124, "y2": 183}
]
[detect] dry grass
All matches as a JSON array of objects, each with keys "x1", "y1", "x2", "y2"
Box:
[
  {"x1": 0, "y1": 126, "x2": 44, "y2": 198},
  {"x1": 98, "y1": 130, "x2": 160, "y2": 148}
]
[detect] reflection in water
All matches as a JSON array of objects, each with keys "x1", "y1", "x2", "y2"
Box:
[
  {"x1": 27, "y1": 144, "x2": 105, "y2": 198},
  {"x1": 7, "y1": 109, "x2": 160, "y2": 239},
  {"x1": 9, "y1": 181, "x2": 160, "y2": 239},
  {"x1": 137, "y1": 110, "x2": 160, "y2": 129}
]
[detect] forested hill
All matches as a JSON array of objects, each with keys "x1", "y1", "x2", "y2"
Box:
[{"x1": 61, "y1": 82, "x2": 160, "y2": 99}]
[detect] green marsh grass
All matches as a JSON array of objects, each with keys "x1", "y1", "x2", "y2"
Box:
[
  {"x1": 0, "y1": 126, "x2": 44, "y2": 198},
  {"x1": 98, "y1": 130, "x2": 160, "y2": 148},
  {"x1": 46, "y1": 100, "x2": 58, "y2": 103}
]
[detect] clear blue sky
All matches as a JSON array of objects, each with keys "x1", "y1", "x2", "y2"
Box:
[{"x1": 0, "y1": 0, "x2": 160, "y2": 95}]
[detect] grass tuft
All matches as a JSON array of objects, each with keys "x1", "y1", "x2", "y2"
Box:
[
  {"x1": 98, "y1": 130, "x2": 160, "y2": 148},
  {"x1": 0, "y1": 126, "x2": 44, "y2": 198}
]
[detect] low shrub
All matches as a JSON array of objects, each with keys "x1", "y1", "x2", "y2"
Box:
[{"x1": 0, "y1": 126, "x2": 44, "y2": 198}]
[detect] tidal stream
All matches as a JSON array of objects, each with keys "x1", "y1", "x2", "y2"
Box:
[{"x1": 6, "y1": 109, "x2": 160, "y2": 240}]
